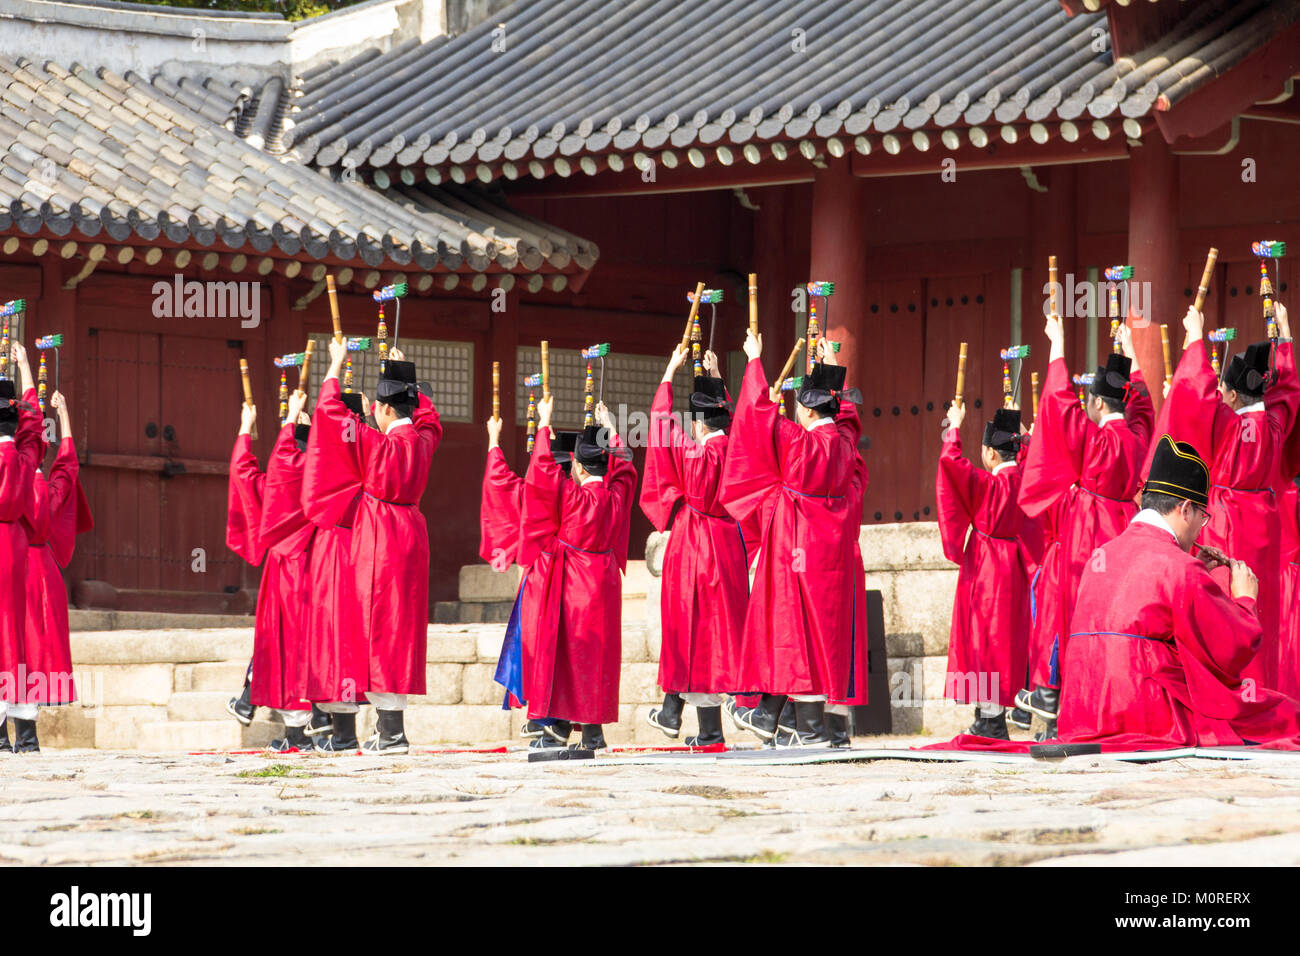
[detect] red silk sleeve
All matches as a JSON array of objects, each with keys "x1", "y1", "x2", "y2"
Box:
[
  {"x1": 936, "y1": 430, "x2": 982, "y2": 563},
  {"x1": 480, "y1": 447, "x2": 523, "y2": 565},
  {"x1": 1018, "y1": 357, "x2": 1086, "y2": 518},
  {"x1": 519, "y1": 425, "x2": 563, "y2": 567},
  {"x1": 225, "y1": 433, "x2": 265, "y2": 564},
  {"x1": 302, "y1": 377, "x2": 365, "y2": 529},
  {"x1": 639, "y1": 381, "x2": 685, "y2": 532},
  {"x1": 719, "y1": 358, "x2": 781, "y2": 522}
]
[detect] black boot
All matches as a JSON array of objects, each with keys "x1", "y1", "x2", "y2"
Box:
[
  {"x1": 226, "y1": 676, "x2": 255, "y2": 727},
  {"x1": 1035, "y1": 718, "x2": 1058, "y2": 742},
  {"x1": 779, "y1": 701, "x2": 831, "y2": 748},
  {"x1": 0, "y1": 718, "x2": 10, "y2": 754},
  {"x1": 305, "y1": 704, "x2": 332, "y2": 736},
  {"x1": 12, "y1": 718, "x2": 38, "y2": 753},
  {"x1": 530, "y1": 719, "x2": 571, "y2": 750},
  {"x1": 826, "y1": 711, "x2": 851, "y2": 748},
  {"x1": 316, "y1": 713, "x2": 359, "y2": 753},
  {"x1": 773, "y1": 700, "x2": 797, "y2": 747},
  {"x1": 267, "y1": 723, "x2": 314, "y2": 753},
  {"x1": 684, "y1": 706, "x2": 725, "y2": 747},
  {"x1": 968, "y1": 708, "x2": 1011, "y2": 740},
  {"x1": 646, "y1": 692, "x2": 685, "y2": 739},
  {"x1": 1007, "y1": 706, "x2": 1033, "y2": 730},
  {"x1": 1016, "y1": 686, "x2": 1059, "y2": 720},
  {"x1": 362, "y1": 710, "x2": 410, "y2": 755},
  {"x1": 573, "y1": 723, "x2": 606, "y2": 751},
  {"x1": 726, "y1": 693, "x2": 787, "y2": 742},
  {"x1": 521, "y1": 719, "x2": 547, "y2": 738}
]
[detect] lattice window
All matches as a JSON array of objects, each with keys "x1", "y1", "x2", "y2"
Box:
[
  {"x1": 305, "y1": 335, "x2": 474, "y2": 423},
  {"x1": 514, "y1": 346, "x2": 695, "y2": 431}
]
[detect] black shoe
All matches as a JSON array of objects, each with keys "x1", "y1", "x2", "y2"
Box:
[
  {"x1": 267, "y1": 724, "x2": 314, "y2": 753},
  {"x1": 530, "y1": 734, "x2": 567, "y2": 750},
  {"x1": 226, "y1": 678, "x2": 255, "y2": 727},
  {"x1": 777, "y1": 701, "x2": 832, "y2": 748},
  {"x1": 826, "y1": 712, "x2": 851, "y2": 748},
  {"x1": 646, "y1": 692, "x2": 685, "y2": 739},
  {"x1": 1016, "y1": 686, "x2": 1059, "y2": 720},
  {"x1": 12, "y1": 718, "x2": 38, "y2": 753},
  {"x1": 521, "y1": 719, "x2": 547, "y2": 739},
  {"x1": 684, "y1": 706, "x2": 725, "y2": 747},
  {"x1": 968, "y1": 709, "x2": 1010, "y2": 740},
  {"x1": 573, "y1": 723, "x2": 606, "y2": 751},
  {"x1": 0, "y1": 718, "x2": 10, "y2": 753},
  {"x1": 1007, "y1": 706, "x2": 1033, "y2": 730},
  {"x1": 362, "y1": 710, "x2": 410, "y2": 755},
  {"x1": 543, "y1": 720, "x2": 573, "y2": 744},
  {"x1": 772, "y1": 699, "x2": 797, "y2": 746},
  {"x1": 1034, "y1": 719, "x2": 1058, "y2": 742},
  {"x1": 725, "y1": 693, "x2": 787, "y2": 742},
  {"x1": 305, "y1": 704, "x2": 333, "y2": 736},
  {"x1": 316, "y1": 713, "x2": 359, "y2": 753}
]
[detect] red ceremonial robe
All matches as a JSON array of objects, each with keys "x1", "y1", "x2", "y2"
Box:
[
  {"x1": 480, "y1": 447, "x2": 524, "y2": 569},
  {"x1": 719, "y1": 359, "x2": 858, "y2": 698},
  {"x1": 19, "y1": 434, "x2": 80, "y2": 704},
  {"x1": 640, "y1": 381, "x2": 750, "y2": 693},
  {"x1": 1276, "y1": 417, "x2": 1300, "y2": 698},
  {"x1": 1018, "y1": 360, "x2": 1154, "y2": 686},
  {"x1": 936, "y1": 432, "x2": 1030, "y2": 707},
  {"x1": 1060, "y1": 518, "x2": 1300, "y2": 749},
  {"x1": 0, "y1": 391, "x2": 41, "y2": 703},
  {"x1": 308, "y1": 378, "x2": 441, "y2": 695},
  {"x1": 1146, "y1": 340, "x2": 1300, "y2": 689},
  {"x1": 226, "y1": 433, "x2": 265, "y2": 565},
  {"x1": 249, "y1": 424, "x2": 316, "y2": 711},
  {"x1": 831, "y1": 448, "x2": 870, "y2": 706},
  {"x1": 518, "y1": 426, "x2": 636, "y2": 724}
]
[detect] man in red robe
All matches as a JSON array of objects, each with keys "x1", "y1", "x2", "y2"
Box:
[
  {"x1": 1016, "y1": 317, "x2": 1154, "y2": 734},
  {"x1": 519, "y1": 397, "x2": 636, "y2": 752},
  {"x1": 249, "y1": 389, "x2": 319, "y2": 753},
  {"x1": 0, "y1": 346, "x2": 42, "y2": 753},
  {"x1": 1058, "y1": 434, "x2": 1300, "y2": 750},
  {"x1": 224, "y1": 400, "x2": 265, "y2": 729},
  {"x1": 1148, "y1": 302, "x2": 1297, "y2": 691},
  {"x1": 1276, "y1": 415, "x2": 1300, "y2": 698},
  {"x1": 641, "y1": 345, "x2": 749, "y2": 748},
  {"x1": 307, "y1": 342, "x2": 442, "y2": 755},
  {"x1": 936, "y1": 405, "x2": 1032, "y2": 739},
  {"x1": 720, "y1": 334, "x2": 860, "y2": 747},
  {"x1": 11, "y1": 390, "x2": 89, "y2": 752}
]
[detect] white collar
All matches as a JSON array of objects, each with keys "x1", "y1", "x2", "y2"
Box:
[
  {"x1": 580, "y1": 475, "x2": 604, "y2": 486},
  {"x1": 806, "y1": 417, "x2": 835, "y2": 432},
  {"x1": 698, "y1": 429, "x2": 725, "y2": 445},
  {"x1": 1132, "y1": 508, "x2": 1179, "y2": 543},
  {"x1": 385, "y1": 417, "x2": 413, "y2": 434},
  {"x1": 1099, "y1": 411, "x2": 1126, "y2": 426},
  {"x1": 992, "y1": 460, "x2": 1017, "y2": 475},
  {"x1": 1236, "y1": 401, "x2": 1264, "y2": 416},
  {"x1": 0, "y1": 435, "x2": 12, "y2": 445}
]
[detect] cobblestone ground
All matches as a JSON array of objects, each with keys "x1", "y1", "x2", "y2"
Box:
[{"x1": 4, "y1": 738, "x2": 1300, "y2": 866}]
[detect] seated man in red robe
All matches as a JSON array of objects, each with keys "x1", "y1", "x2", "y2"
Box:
[
  {"x1": 309, "y1": 342, "x2": 442, "y2": 755},
  {"x1": 519, "y1": 397, "x2": 636, "y2": 753},
  {"x1": 642, "y1": 345, "x2": 749, "y2": 748},
  {"x1": 1017, "y1": 317, "x2": 1153, "y2": 734},
  {"x1": 720, "y1": 334, "x2": 861, "y2": 747},
  {"x1": 1057, "y1": 434, "x2": 1300, "y2": 751},
  {"x1": 936, "y1": 404, "x2": 1032, "y2": 740}
]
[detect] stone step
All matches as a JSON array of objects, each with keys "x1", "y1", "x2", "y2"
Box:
[
  {"x1": 181, "y1": 661, "x2": 251, "y2": 693},
  {"x1": 167, "y1": 690, "x2": 234, "y2": 722},
  {"x1": 432, "y1": 601, "x2": 514, "y2": 624},
  {"x1": 136, "y1": 720, "x2": 242, "y2": 752},
  {"x1": 69, "y1": 609, "x2": 255, "y2": 632},
  {"x1": 72, "y1": 628, "x2": 253, "y2": 665}
]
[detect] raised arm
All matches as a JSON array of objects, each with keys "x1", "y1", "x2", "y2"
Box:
[
  {"x1": 719, "y1": 331, "x2": 783, "y2": 521},
  {"x1": 935, "y1": 403, "x2": 987, "y2": 563},
  {"x1": 639, "y1": 361, "x2": 687, "y2": 532}
]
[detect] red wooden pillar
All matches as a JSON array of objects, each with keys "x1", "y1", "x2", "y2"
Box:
[
  {"x1": 808, "y1": 157, "x2": 869, "y2": 394},
  {"x1": 1127, "y1": 137, "x2": 1180, "y2": 416},
  {"x1": 751, "y1": 183, "x2": 809, "y2": 382}
]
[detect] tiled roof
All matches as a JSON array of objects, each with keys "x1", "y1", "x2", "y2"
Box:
[
  {"x1": 281, "y1": 0, "x2": 1300, "y2": 180},
  {"x1": 0, "y1": 55, "x2": 595, "y2": 276}
]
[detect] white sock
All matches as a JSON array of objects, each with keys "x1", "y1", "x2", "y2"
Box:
[
  {"x1": 365, "y1": 691, "x2": 407, "y2": 711},
  {"x1": 277, "y1": 709, "x2": 311, "y2": 727},
  {"x1": 979, "y1": 703, "x2": 1005, "y2": 719},
  {"x1": 8, "y1": 703, "x2": 38, "y2": 721},
  {"x1": 681, "y1": 692, "x2": 724, "y2": 707},
  {"x1": 318, "y1": 701, "x2": 359, "y2": 715}
]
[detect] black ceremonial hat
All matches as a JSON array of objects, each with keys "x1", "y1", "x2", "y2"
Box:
[
  {"x1": 1142, "y1": 434, "x2": 1209, "y2": 508},
  {"x1": 0, "y1": 380, "x2": 15, "y2": 425},
  {"x1": 1090, "y1": 353, "x2": 1132, "y2": 402},
  {"x1": 340, "y1": 391, "x2": 366, "y2": 417},
  {"x1": 294, "y1": 423, "x2": 311, "y2": 451},
  {"x1": 575, "y1": 424, "x2": 609, "y2": 476},
  {"x1": 797, "y1": 363, "x2": 861, "y2": 416},
  {"x1": 1222, "y1": 342, "x2": 1271, "y2": 395},
  {"x1": 550, "y1": 430, "x2": 578, "y2": 462},
  {"x1": 377, "y1": 359, "x2": 419, "y2": 406},
  {"x1": 690, "y1": 376, "x2": 731, "y2": 429},
  {"x1": 983, "y1": 408, "x2": 1021, "y2": 452}
]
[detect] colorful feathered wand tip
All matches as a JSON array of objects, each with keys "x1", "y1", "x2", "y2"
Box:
[
  {"x1": 806, "y1": 281, "x2": 835, "y2": 297},
  {"x1": 0, "y1": 299, "x2": 25, "y2": 318},
  {"x1": 35, "y1": 332, "x2": 65, "y2": 407},
  {"x1": 999, "y1": 345, "x2": 1031, "y2": 361},
  {"x1": 581, "y1": 343, "x2": 610, "y2": 360},
  {"x1": 777, "y1": 375, "x2": 803, "y2": 415},
  {"x1": 686, "y1": 289, "x2": 724, "y2": 304},
  {"x1": 1208, "y1": 326, "x2": 1237, "y2": 375},
  {"x1": 1103, "y1": 265, "x2": 1135, "y2": 282},
  {"x1": 1072, "y1": 372, "x2": 1094, "y2": 408},
  {"x1": 274, "y1": 352, "x2": 307, "y2": 423},
  {"x1": 372, "y1": 284, "x2": 406, "y2": 369},
  {"x1": 373, "y1": 282, "x2": 409, "y2": 302},
  {"x1": 343, "y1": 336, "x2": 372, "y2": 392},
  {"x1": 1254, "y1": 242, "x2": 1285, "y2": 338},
  {"x1": 35, "y1": 334, "x2": 63, "y2": 349},
  {"x1": 274, "y1": 352, "x2": 306, "y2": 368}
]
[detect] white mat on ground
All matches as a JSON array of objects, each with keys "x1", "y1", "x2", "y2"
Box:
[{"x1": 571, "y1": 746, "x2": 1300, "y2": 766}]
